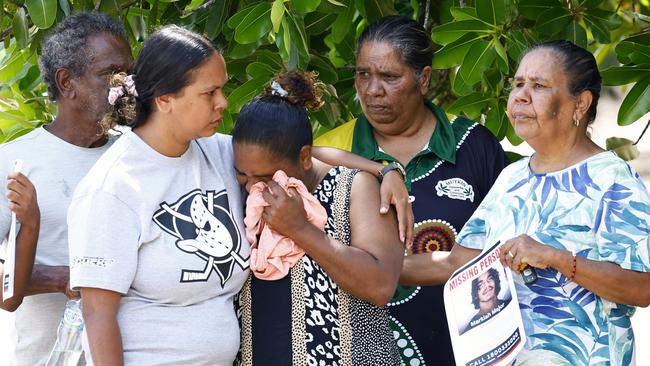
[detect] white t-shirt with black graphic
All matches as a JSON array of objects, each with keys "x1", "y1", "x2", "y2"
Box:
[{"x1": 68, "y1": 130, "x2": 250, "y2": 366}]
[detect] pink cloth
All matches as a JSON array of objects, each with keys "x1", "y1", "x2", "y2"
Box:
[{"x1": 244, "y1": 170, "x2": 327, "y2": 280}]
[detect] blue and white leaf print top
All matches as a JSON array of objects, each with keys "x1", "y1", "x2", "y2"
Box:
[{"x1": 457, "y1": 151, "x2": 650, "y2": 366}]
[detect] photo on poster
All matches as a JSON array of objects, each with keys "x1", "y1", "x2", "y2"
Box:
[
  {"x1": 444, "y1": 241, "x2": 526, "y2": 366},
  {"x1": 457, "y1": 266, "x2": 512, "y2": 335}
]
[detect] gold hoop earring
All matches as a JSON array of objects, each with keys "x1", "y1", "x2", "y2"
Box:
[{"x1": 573, "y1": 115, "x2": 580, "y2": 127}]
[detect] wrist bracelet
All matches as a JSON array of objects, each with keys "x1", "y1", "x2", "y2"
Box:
[{"x1": 569, "y1": 253, "x2": 577, "y2": 281}]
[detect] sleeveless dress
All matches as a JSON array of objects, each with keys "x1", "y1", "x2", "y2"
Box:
[{"x1": 237, "y1": 166, "x2": 401, "y2": 366}]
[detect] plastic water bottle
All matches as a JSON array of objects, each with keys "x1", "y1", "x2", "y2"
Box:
[{"x1": 45, "y1": 298, "x2": 84, "y2": 366}]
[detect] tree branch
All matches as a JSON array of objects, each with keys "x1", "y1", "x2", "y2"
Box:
[
  {"x1": 423, "y1": 0, "x2": 431, "y2": 32},
  {"x1": 634, "y1": 118, "x2": 649, "y2": 145},
  {"x1": 1, "y1": 27, "x2": 12, "y2": 40},
  {"x1": 182, "y1": 0, "x2": 217, "y2": 17}
]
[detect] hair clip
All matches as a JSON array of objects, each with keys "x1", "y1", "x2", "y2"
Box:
[
  {"x1": 108, "y1": 74, "x2": 138, "y2": 105},
  {"x1": 270, "y1": 80, "x2": 288, "y2": 97}
]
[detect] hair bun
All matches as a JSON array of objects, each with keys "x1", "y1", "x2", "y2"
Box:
[
  {"x1": 100, "y1": 72, "x2": 137, "y2": 132},
  {"x1": 264, "y1": 70, "x2": 324, "y2": 111}
]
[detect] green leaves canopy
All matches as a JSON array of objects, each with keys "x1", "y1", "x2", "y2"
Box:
[{"x1": 0, "y1": 0, "x2": 647, "y2": 157}]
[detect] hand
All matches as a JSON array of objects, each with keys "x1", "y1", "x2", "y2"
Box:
[
  {"x1": 261, "y1": 180, "x2": 310, "y2": 237},
  {"x1": 6, "y1": 172, "x2": 39, "y2": 228},
  {"x1": 64, "y1": 281, "x2": 81, "y2": 299},
  {"x1": 379, "y1": 171, "x2": 414, "y2": 245},
  {"x1": 499, "y1": 234, "x2": 557, "y2": 272},
  {"x1": 53, "y1": 266, "x2": 80, "y2": 299}
]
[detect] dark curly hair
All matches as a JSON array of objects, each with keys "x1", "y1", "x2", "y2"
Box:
[
  {"x1": 471, "y1": 268, "x2": 501, "y2": 309},
  {"x1": 38, "y1": 11, "x2": 127, "y2": 101}
]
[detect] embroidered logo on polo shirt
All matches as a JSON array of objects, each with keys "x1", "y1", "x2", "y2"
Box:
[{"x1": 435, "y1": 178, "x2": 475, "y2": 202}]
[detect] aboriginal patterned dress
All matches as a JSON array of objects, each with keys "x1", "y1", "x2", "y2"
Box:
[
  {"x1": 458, "y1": 152, "x2": 650, "y2": 366},
  {"x1": 237, "y1": 166, "x2": 401, "y2": 366}
]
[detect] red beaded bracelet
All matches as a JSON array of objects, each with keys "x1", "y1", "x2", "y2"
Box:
[{"x1": 569, "y1": 253, "x2": 577, "y2": 281}]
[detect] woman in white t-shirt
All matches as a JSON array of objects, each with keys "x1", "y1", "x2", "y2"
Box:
[
  {"x1": 68, "y1": 26, "x2": 250, "y2": 365},
  {"x1": 68, "y1": 25, "x2": 413, "y2": 365}
]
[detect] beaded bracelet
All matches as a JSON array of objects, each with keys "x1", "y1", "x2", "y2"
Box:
[{"x1": 569, "y1": 253, "x2": 577, "y2": 281}]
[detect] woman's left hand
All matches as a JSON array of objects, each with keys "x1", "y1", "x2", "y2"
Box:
[
  {"x1": 261, "y1": 180, "x2": 309, "y2": 237},
  {"x1": 499, "y1": 234, "x2": 557, "y2": 272},
  {"x1": 379, "y1": 171, "x2": 414, "y2": 245}
]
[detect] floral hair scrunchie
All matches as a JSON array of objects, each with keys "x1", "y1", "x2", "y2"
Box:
[{"x1": 108, "y1": 74, "x2": 138, "y2": 105}]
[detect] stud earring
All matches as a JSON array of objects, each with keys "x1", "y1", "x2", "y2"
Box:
[{"x1": 573, "y1": 115, "x2": 580, "y2": 127}]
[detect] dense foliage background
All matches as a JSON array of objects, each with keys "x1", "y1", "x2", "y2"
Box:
[{"x1": 0, "y1": 0, "x2": 648, "y2": 158}]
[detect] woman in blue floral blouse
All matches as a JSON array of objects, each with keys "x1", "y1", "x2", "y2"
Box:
[{"x1": 412, "y1": 40, "x2": 650, "y2": 365}]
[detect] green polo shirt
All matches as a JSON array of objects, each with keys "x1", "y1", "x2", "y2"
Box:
[{"x1": 316, "y1": 101, "x2": 469, "y2": 191}]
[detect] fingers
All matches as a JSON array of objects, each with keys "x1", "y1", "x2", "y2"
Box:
[
  {"x1": 6, "y1": 173, "x2": 38, "y2": 223},
  {"x1": 404, "y1": 206, "x2": 414, "y2": 246},
  {"x1": 379, "y1": 188, "x2": 390, "y2": 214},
  {"x1": 64, "y1": 283, "x2": 81, "y2": 299},
  {"x1": 500, "y1": 238, "x2": 522, "y2": 272},
  {"x1": 394, "y1": 197, "x2": 414, "y2": 244}
]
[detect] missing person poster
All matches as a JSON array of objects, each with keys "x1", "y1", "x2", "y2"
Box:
[{"x1": 444, "y1": 241, "x2": 525, "y2": 366}]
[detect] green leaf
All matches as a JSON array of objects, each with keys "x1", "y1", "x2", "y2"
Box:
[
  {"x1": 614, "y1": 39, "x2": 649, "y2": 64},
  {"x1": 205, "y1": 0, "x2": 227, "y2": 39},
  {"x1": 565, "y1": 21, "x2": 587, "y2": 49},
  {"x1": 246, "y1": 62, "x2": 276, "y2": 79},
  {"x1": 584, "y1": 8, "x2": 621, "y2": 30},
  {"x1": 518, "y1": 0, "x2": 556, "y2": 21},
  {"x1": 628, "y1": 46, "x2": 650, "y2": 65},
  {"x1": 582, "y1": 18, "x2": 609, "y2": 44},
  {"x1": 58, "y1": 0, "x2": 70, "y2": 16},
  {"x1": 226, "y1": 3, "x2": 258, "y2": 29},
  {"x1": 451, "y1": 68, "x2": 474, "y2": 96},
  {"x1": 227, "y1": 39, "x2": 262, "y2": 60},
  {"x1": 580, "y1": 0, "x2": 604, "y2": 7},
  {"x1": 606, "y1": 137, "x2": 640, "y2": 161},
  {"x1": 431, "y1": 20, "x2": 491, "y2": 46},
  {"x1": 449, "y1": 7, "x2": 480, "y2": 21},
  {"x1": 432, "y1": 34, "x2": 481, "y2": 69},
  {"x1": 217, "y1": 109, "x2": 234, "y2": 134},
  {"x1": 256, "y1": 50, "x2": 284, "y2": 71},
  {"x1": 601, "y1": 66, "x2": 650, "y2": 86},
  {"x1": 293, "y1": 0, "x2": 321, "y2": 14},
  {"x1": 618, "y1": 76, "x2": 650, "y2": 126},
  {"x1": 271, "y1": 0, "x2": 285, "y2": 33},
  {"x1": 13, "y1": 8, "x2": 29, "y2": 49},
  {"x1": 184, "y1": 0, "x2": 205, "y2": 12},
  {"x1": 476, "y1": 0, "x2": 505, "y2": 25},
  {"x1": 446, "y1": 93, "x2": 490, "y2": 120},
  {"x1": 331, "y1": 1, "x2": 355, "y2": 43},
  {"x1": 276, "y1": 12, "x2": 310, "y2": 69},
  {"x1": 504, "y1": 30, "x2": 529, "y2": 63},
  {"x1": 234, "y1": 3, "x2": 272, "y2": 44},
  {"x1": 0, "y1": 47, "x2": 30, "y2": 84},
  {"x1": 304, "y1": 12, "x2": 337, "y2": 35},
  {"x1": 308, "y1": 54, "x2": 338, "y2": 84},
  {"x1": 25, "y1": 0, "x2": 58, "y2": 29},
  {"x1": 493, "y1": 35, "x2": 508, "y2": 72},
  {"x1": 227, "y1": 77, "x2": 270, "y2": 113},
  {"x1": 483, "y1": 68, "x2": 503, "y2": 93},
  {"x1": 536, "y1": 7, "x2": 572, "y2": 35},
  {"x1": 505, "y1": 116, "x2": 523, "y2": 145},
  {"x1": 485, "y1": 103, "x2": 508, "y2": 140},
  {"x1": 358, "y1": 0, "x2": 398, "y2": 22},
  {"x1": 458, "y1": 40, "x2": 496, "y2": 85}
]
